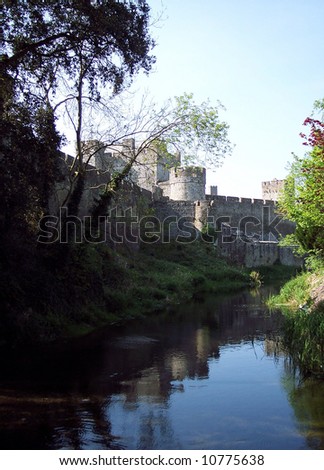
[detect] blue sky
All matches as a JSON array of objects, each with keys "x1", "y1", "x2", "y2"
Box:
[{"x1": 131, "y1": 0, "x2": 324, "y2": 198}]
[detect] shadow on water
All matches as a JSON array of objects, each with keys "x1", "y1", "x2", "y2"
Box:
[{"x1": 0, "y1": 285, "x2": 323, "y2": 450}]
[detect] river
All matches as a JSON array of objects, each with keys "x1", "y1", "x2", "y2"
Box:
[{"x1": 0, "y1": 285, "x2": 323, "y2": 450}]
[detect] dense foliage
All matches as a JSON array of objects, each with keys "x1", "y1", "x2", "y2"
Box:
[
  {"x1": 268, "y1": 269, "x2": 324, "y2": 376},
  {"x1": 269, "y1": 99, "x2": 324, "y2": 377},
  {"x1": 278, "y1": 102, "x2": 324, "y2": 257},
  {"x1": 1, "y1": 0, "x2": 155, "y2": 222},
  {"x1": 163, "y1": 92, "x2": 232, "y2": 168},
  {"x1": 0, "y1": 2, "x2": 236, "y2": 344},
  {"x1": 0, "y1": 1, "x2": 155, "y2": 342},
  {"x1": 1, "y1": 0, "x2": 154, "y2": 95}
]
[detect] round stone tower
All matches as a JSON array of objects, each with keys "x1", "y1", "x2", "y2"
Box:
[{"x1": 169, "y1": 166, "x2": 206, "y2": 201}]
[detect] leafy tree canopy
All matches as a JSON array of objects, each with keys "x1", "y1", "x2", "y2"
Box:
[
  {"x1": 0, "y1": 0, "x2": 155, "y2": 234},
  {"x1": 1, "y1": 0, "x2": 155, "y2": 100},
  {"x1": 162, "y1": 93, "x2": 232, "y2": 169},
  {"x1": 278, "y1": 100, "x2": 324, "y2": 257}
]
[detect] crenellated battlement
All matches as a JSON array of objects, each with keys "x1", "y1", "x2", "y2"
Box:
[
  {"x1": 205, "y1": 195, "x2": 276, "y2": 206},
  {"x1": 51, "y1": 142, "x2": 299, "y2": 266},
  {"x1": 81, "y1": 139, "x2": 285, "y2": 208}
]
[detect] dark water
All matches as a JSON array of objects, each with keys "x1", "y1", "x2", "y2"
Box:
[{"x1": 0, "y1": 286, "x2": 324, "y2": 450}]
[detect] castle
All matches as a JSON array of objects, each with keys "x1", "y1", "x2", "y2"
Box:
[
  {"x1": 52, "y1": 138, "x2": 300, "y2": 267},
  {"x1": 83, "y1": 138, "x2": 207, "y2": 202},
  {"x1": 83, "y1": 137, "x2": 285, "y2": 203}
]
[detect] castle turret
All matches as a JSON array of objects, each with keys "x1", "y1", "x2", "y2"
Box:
[
  {"x1": 169, "y1": 166, "x2": 206, "y2": 201},
  {"x1": 209, "y1": 185, "x2": 218, "y2": 196},
  {"x1": 261, "y1": 179, "x2": 285, "y2": 201}
]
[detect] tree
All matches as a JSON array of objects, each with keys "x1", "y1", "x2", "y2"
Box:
[
  {"x1": 278, "y1": 101, "x2": 324, "y2": 257},
  {"x1": 1, "y1": 1, "x2": 155, "y2": 97},
  {"x1": 164, "y1": 93, "x2": 232, "y2": 168},
  {"x1": 0, "y1": 103, "x2": 62, "y2": 236},
  {"x1": 63, "y1": 92, "x2": 233, "y2": 235},
  {"x1": 1, "y1": 2, "x2": 232, "y2": 238},
  {"x1": 1, "y1": 0, "x2": 155, "y2": 233}
]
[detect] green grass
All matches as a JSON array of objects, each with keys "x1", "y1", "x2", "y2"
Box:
[
  {"x1": 267, "y1": 265, "x2": 324, "y2": 376},
  {"x1": 116, "y1": 241, "x2": 251, "y2": 317},
  {"x1": 281, "y1": 305, "x2": 324, "y2": 376},
  {"x1": 0, "y1": 238, "x2": 304, "y2": 346},
  {"x1": 267, "y1": 272, "x2": 311, "y2": 308},
  {"x1": 257, "y1": 264, "x2": 301, "y2": 283}
]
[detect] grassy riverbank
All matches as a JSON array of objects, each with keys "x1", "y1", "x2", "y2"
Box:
[
  {"x1": 1, "y1": 239, "x2": 301, "y2": 346},
  {"x1": 0, "y1": 241, "x2": 250, "y2": 345},
  {"x1": 267, "y1": 264, "x2": 324, "y2": 376}
]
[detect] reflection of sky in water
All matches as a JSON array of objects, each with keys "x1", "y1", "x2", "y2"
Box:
[{"x1": 106, "y1": 341, "x2": 307, "y2": 450}]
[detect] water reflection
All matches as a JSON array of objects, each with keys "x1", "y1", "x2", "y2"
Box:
[
  {"x1": 0, "y1": 286, "x2": 323, "y2": 449},
  {"x1": 281, "y1": 366, "x2": 324, "y2": 450}
]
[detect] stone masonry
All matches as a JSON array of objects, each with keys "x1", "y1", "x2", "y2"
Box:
[{"x1": 48, "y1": 139, "x2": 302, "y2": 267}]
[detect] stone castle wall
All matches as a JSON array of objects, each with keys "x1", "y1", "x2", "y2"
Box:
[
  {"x1": 152, "y1": 200, "x2": 196, "y2": 240},
  {"x1": 48, "y1": 148, "x2": 300, "y2": 266},
  {"x1": 153, "y1": 196, "x2": 295, "y2": 243},
  {"x1": 206, "y1": 195, "x2": 275, "y2": 224},
  {"x1": 49, "y1": 152, "x2": 152, "y2": 219},
  {"x1": 50, "y1": 154, "x2": 294, "y2": 245},
  {"x1": 219, "y1": 240, "x2": 303, "y2": 268}
]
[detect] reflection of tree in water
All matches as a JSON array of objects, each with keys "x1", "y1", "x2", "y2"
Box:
[
  {"x1": 264, "y1": 330, "x2": 324, "y2": 450},
  {"x1": 280, "y1": 362, "x2": 324, "y2": 450},
  {"x1": 76, "y1": 397, "x2": 124, "y2": 449},
  {"x1": 137, "y1": 408, "x2": 180, "y2": 449},
  {"x1": 0, "y1": 392, "x2": 124, "y2": 449},
  {"x1": 0, "y1": 315, "x2": 217, "y2": 449},
  {"x1": 263, "y1": 336, "x2": 286, "y2": 364},
  {"x1": 0, "y1": 285, "x2": 297, "y2": 450}
]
